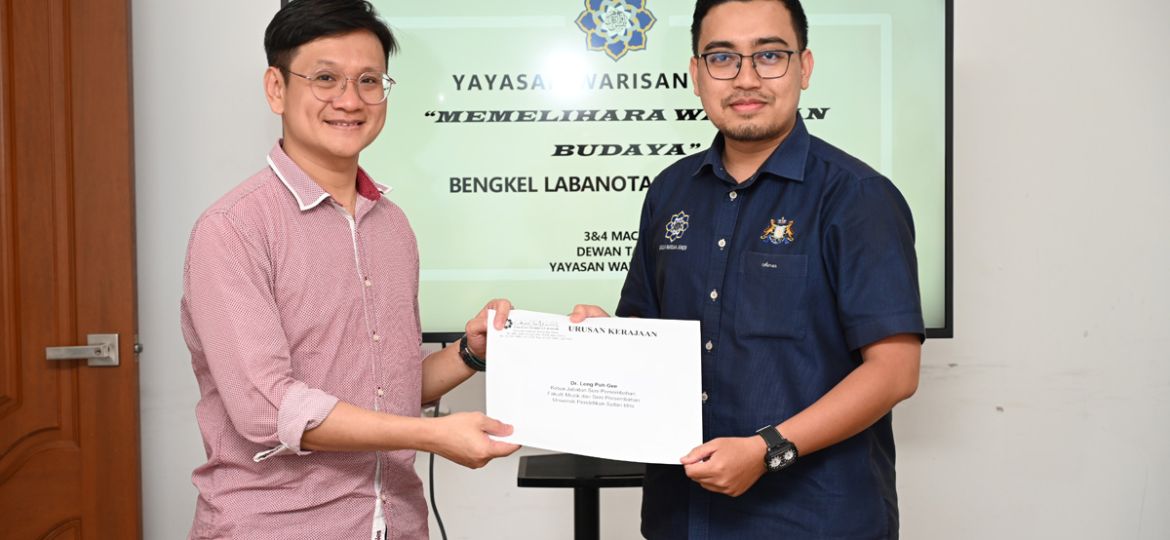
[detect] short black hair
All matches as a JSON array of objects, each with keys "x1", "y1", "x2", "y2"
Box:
[
  {"x1": 691, "y1": 0, "x2": 808, "y2": 56},
  {"x1": 264, "y1": 0, "x2": 397, "y2": 75}
]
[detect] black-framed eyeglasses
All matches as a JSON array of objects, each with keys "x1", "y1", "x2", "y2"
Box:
[
  {"x1": 699, "y1": 49, "x2": 798, "y2": 80},
  {"x1": 285, "y1": 69, "x2": 396, "y2": 105}
]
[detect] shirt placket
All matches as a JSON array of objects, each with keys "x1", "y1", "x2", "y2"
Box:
[
  {"x1": 690, "y1": 177, "x2": 745, "y2": 540},
  {"x1": 344, "y1": 203, "x2": 390, "y2": 539},
  {"x1": 699, "y1": 180, "x2": 744, "y2": 430}
]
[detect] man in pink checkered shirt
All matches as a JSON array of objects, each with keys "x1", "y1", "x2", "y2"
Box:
[{"x1": 180, "y1": 2, "x2": 519, "y2": 538}]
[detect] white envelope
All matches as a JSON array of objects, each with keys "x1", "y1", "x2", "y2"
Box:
[{"x1": 486, "y1": 309, "x2": 702, "y2": 464}]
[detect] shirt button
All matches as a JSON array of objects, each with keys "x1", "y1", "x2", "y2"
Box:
[
  {"x1": 372, "y1": 334, "x2": 381, "y2": 342},
  {"x1": 729, "y1": 191, "x2": 738, "y2": 201},
  {"x1": 701, "y1": 391, "x2": 709, "y2": 403},
  {"x1": 717, "y1": 238, "x2": 727, "y2": 249},
  {"x1": 380, "y1": 494, "x2": 387, "y2": 503},
  {"x1": 364, "y1": 278, "x2": 372, "y2": 287},
  {"x1": 709, "y1": 289, "x2": 719, "y2": 301},
  {"x1": 377, "y1": 387, "x2": 385, "y2": 397},
  {"x1": 704, "y1": 340, "x2": 713, "y2": 352}
]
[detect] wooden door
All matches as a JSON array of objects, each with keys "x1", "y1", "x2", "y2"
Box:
[{"x1": 0, "y1": 0, "x2": 141, "y2": 538}]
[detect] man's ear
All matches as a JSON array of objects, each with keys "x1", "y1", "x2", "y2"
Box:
[
  {"x1": 263, "y1": 66, "x2": 286, "y2": 115},
  {"x1": 799, "y1": 49, "x2": 814, "y2": 91},
  {"x1": 689, "y1": 56, "x2": 701, "y2": 97}
]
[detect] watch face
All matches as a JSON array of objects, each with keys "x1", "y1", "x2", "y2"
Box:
[{"x1": 765, "y1": 445, "x2": 796, "y2": 472}]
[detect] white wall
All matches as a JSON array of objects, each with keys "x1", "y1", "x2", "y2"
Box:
[
  {"x1": 132, "y1": 2, "x2": 281, "y2": 539},
  {"x1": 133, "y1": 1, "x2": 1170, "y2": 538}
]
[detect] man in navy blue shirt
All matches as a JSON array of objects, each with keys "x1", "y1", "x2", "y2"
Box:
[{"x1": 572, "y1": 0, "x2": 924, "y2": 538}]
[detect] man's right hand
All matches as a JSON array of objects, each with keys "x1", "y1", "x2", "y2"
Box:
[
  {"x1": 428, "y1": 412, "x2": 520, "y2": 469},
  {"x1": 568, "y1": 304, "x2": 611, "y2": 323}
]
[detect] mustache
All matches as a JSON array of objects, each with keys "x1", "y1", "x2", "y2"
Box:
[{"x1": 722, "y1": 93, "x2": 773, "y2": 107}]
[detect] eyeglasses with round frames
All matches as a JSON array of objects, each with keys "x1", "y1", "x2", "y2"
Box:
[
  {"x1": 285, "y1": 69, "x2": 396, "y2": 105},
  {"x1": 699, "y1": 49, "x2": 798, "y2": 80}
]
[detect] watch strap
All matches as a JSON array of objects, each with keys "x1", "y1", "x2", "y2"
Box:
[
  {"x1": 755, "y1": 424, "x2": 786, "y2": 450},
  {"x1": 458, "y1": 334, "x2": 487, "y2": 372},
  {"x1": 756, "y1": 424, "x2": 798, "y2": 473}
]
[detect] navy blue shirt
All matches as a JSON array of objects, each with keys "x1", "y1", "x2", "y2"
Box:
[{"x1": 617, "y1": 117, "x2": 924, "y2": 540}]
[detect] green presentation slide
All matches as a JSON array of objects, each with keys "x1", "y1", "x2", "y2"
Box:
[{"x1": 363, "y1": 0, "x2": 949, "y2": 334}]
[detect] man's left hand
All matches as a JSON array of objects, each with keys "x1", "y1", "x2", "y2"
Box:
[
  {"x1": 465, "y1": 298, "x2": 513, "y2": 360},
  {"x1": 680, "y1": 436, "x2": 768, "y2": 497}
]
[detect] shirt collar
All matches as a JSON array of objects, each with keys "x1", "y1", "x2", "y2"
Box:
[
  {"x1": 266, "y1": 140, "x2": 391, "y2": 212},
  {"x1": 694, "y1": 115, "x2": 811, "y2": 184}
]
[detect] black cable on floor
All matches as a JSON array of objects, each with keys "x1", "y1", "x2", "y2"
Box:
[{"x1": 428, "y1": 397, "x2": 448, "y2": 540}]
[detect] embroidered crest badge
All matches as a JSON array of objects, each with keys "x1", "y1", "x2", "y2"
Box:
[
  {"x1": 575, "y1": 0, "x2": 657, "y2": 61},
  {"x1": 760, "y1": 217, "x2": 796, "y2": 245},
  {"x1": 664, "y1": 211, "x2": 690, "y2": 243}
]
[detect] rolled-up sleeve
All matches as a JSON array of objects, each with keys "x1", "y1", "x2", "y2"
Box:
[{"x1": 182, "y1": 212, "x2": 339, "y2": 457}]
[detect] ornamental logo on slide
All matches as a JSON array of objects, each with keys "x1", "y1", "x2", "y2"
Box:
[{"x1": 575, "y1": 0, "x2": 657, "y2": 61}]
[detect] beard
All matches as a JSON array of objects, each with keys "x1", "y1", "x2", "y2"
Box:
[
  {"x1": 715, "y1": 92, "x2": 785, "y2": 142},
  {"x1": 721, "y1": 120, "x2": 785, "y2": 142}
]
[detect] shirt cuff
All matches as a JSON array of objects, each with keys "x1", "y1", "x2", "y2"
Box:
[
  {"x1": 844, "y1": 312, "x2": 926, "y2": 351},
  {"x1": 255, "y1": 382, "x2": 339, "y2": 461}
]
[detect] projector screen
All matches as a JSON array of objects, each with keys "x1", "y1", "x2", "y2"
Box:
[{"x1": 321, "y1": 0, "x2": 951, "y2": 338}]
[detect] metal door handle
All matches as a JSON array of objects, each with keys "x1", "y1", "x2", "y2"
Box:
[{"x1": 45, "y1": 333, "x2": 119, "y2": 367}]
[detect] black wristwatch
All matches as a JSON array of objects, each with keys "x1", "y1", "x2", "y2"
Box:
[
  {"x1": 458, "y1": 334, "x2": 487, "y2": 372},
  {"x1": 755, "y1": 425, "x2": 798, "y2": 473}
]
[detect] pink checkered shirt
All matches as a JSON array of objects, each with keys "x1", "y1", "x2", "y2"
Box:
[{"x1": 181, "y1": 142, "x2": 427, "y2": 539}]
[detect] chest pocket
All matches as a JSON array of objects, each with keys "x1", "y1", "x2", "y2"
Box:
[{"x1": 736, "y1": 252, "x2": 808, "y2": 339}]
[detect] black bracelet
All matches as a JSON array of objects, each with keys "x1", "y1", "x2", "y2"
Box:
[{"x1": 458, "y1": 335, "x2": 487, "y2": 372}]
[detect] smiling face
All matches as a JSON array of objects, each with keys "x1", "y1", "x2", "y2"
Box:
[
  {"x1": 689, "y1": 0, "x2": 813, "y2": 145},
  {"x1": 264, "y1": 30, "x2": 387, "y2": 172}
]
